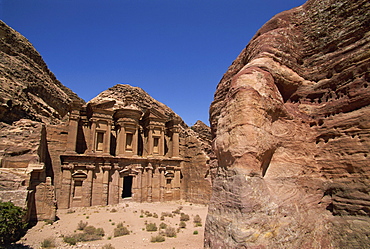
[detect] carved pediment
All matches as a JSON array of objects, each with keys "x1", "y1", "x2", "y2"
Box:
[{"x1": 143, "y1": 108, "x2": 168, "y2": 122}]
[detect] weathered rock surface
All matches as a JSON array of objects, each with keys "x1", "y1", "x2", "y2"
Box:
[
  {"x1": 0, "y1": 20, "x2": 83, "y2": 124},
  {"x1": 206, "y1": 0, "x2": 370, "y2": 248},
  {"x1": 0, "y1": 20, "x2": 82, "y2": 221}
]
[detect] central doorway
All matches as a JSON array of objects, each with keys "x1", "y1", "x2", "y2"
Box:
[{"x1": 122, "y1": 175, "x2": 133, "y2": 198}]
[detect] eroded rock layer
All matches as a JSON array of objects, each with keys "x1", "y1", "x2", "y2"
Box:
[
  {"x1": 0, "y1": 20, "x2": 83, "y2": 124},
  {"x1": 207, "y1": 0, "x2": 370, "y2": 248}
]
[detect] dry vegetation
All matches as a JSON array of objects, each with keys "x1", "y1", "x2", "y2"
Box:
[{"x1": 19, "y1": 201, "x2": 208, "y2": 249}]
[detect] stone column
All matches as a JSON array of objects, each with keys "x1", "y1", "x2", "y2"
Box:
[
  {"x1": 103, "y1": 121, "x2": 112, "y2": 156},
  {"x1": 172, "y1": 126, "x2": 180, "y2": 158},
  {"x1": 110, "y1": 164, "x2": 120, "y2": 204},
  {"x1": 173, "y1": 166, "x2": 181, "y2": 200},
  {"x1": 59, "y1": 163, "x2": 73, "y2": 208},
  {"x1": 147, "y1": 127, "x2": 153, "y2": 156},
  {"x1": 147, "y1": 163, "x2": 153, "y2": 202},
  {"x1": 84, "y1": 164, "x2": 95, "y2": 207},
  {"x1": 159, "y1": 166, "x2": 165, "y2": 202},
  {"x1": 132, "y1": 126, "x2": 139, "y2": 156},
  {"x1": 134, "y1": 164, "x2": 143, "y2": 202},
  {"x1": 159, "y1": 127, "x2": 165, "y2": 156},
  {"x1": 65, "y1": 110, "x2": 80, "y2": 154},
  {"x1": 142, "y1": 165, "x2": 147, "y2": 202},
  {"x1": 102, "y1": 163, "x2": 111, "y2": 205},
  {"x1": 116, "y1": 123, "x2": 125, "y2": 156},
  {"x1": 88, "y1": 118, "x2": 97, "y2": 154}
]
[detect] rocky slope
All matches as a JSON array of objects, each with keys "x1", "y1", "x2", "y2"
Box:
[
  {"x1": 206, "y1": 0, "x2": 370, "y2": 248},
  {"x1": 0, "y1": 20, "x2": 83, "y2": 124}
]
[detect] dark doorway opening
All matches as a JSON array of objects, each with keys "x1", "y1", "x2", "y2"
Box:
[{"x1": 122, "y1": 176, "x2": 133, "y2": 198}]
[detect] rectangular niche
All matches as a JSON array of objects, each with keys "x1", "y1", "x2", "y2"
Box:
[
  {"x1": 126, "y1": 133, "x2": 133, "y2": 151},
  {"x1": 96, "y1": 132, "x2": 104, "y2": 151}
]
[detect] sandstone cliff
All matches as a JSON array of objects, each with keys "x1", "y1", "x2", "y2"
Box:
[
  {"x1": 0, "y1": 20, "x2": 83, "y2": 221},
  {"x1": 207, "y1": 0, "x2": 370, "y2": 248},
  {"x1": 0, "y1": 20, "x2": 83, "y2": 124}
]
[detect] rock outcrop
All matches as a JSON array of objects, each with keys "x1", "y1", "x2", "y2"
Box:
[
  {"x1": 0, "y1": 20, "x2": 83, "y2": 124},
  {"x1": 206, "y1": 0, "x2": 370, "y2": 248},
  {"x1": 0, "y1": 20, "x2": 83, "y2": 221}
]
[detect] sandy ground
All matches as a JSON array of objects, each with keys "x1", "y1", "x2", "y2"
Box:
[{"x1": 18, "y1": 200, "x2": 208, "y2": 249}]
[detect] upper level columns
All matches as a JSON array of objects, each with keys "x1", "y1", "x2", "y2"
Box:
[
  {"x1": 114, "y1": 108, "x2": 142, "y2": 157},
  {"x1": 65, "y1": 101, "x2": 82, "y2": 154}
]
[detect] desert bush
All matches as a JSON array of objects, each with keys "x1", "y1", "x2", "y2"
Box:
[
  {"x1": 172, "y1": 206, "x2": 183, "y2": 214},
  {"x1": 41, "y1": 237, "x2": 55, "y2": 248},
  {"x1": 0, "y1": 201, "x2": 28, "y2": 245},
  {"x1": 153, "y1": 212, "x2": 158, "y2": 218},
  {"x1": 63, "y1": 225, "x2": 105, "y2": 244},
  {"x1": 95, "y1": 228, "x2": 105, "y2": 237},
  {"x1": 114, "y1": 223, "x2": 130, "y2": 237},
  {"x1": 102, "y1": 243, "x2": 115, "y2": 249},
  {"x1": 84, "y1": 225, "x2": 97, "y2": 235},
  {"x1": 161, "y1": 211, "x2": 173, "y2": 218},
  {"x1": 77, "y1": 220, "x2": 88, "y2": 230},
  {"x1": 165, "y1": 226, "x2": 176, "y2": 237},
  {"x1": 180, "y1": 213, "x2": 190, "y2": 221},
  {"x1": 110, "y1": 208, "x2": 117, "y2": 213},
  {"x1": 159, "y1": 222, "x2": 167, "y2": 229},
  {"x1": 193, "y1": 230, "x2": 199, "y2": 235},
  {"x1": 179, "y1": 221, "x2": 186, "y2": 229},
  {"x1": 44, "y1": 219, "x2": 54, "y2": 225},
  {"x1": 151, "y1": 234, "x2": 165, "y2": 243},
  {"x1": 146, "y1": 223, "x2": 158, "y2": 232},
  {"x1": 193, "y1": 214, "x2": 202, "y2": 224},
  {"x1": 63, "y1": 235, "x2": 77, "y2": 245}
]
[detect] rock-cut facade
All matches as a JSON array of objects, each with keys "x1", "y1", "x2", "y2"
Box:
[{"x1": 59, "y1": 98, "x2": 183, "y2": 208}]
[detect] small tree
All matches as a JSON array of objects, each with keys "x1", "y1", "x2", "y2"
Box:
[{"x1": 0, "y1": 201, "x2": 28, "y2": 245}]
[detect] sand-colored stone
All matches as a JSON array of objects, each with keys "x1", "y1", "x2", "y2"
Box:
[{"x1": 207, "y1": 0, "x2": 370, "y2": 248}]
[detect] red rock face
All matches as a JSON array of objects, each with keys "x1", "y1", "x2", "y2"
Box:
[{"x1": 207, "y1": 0, "x2": 370, "y2": 248}]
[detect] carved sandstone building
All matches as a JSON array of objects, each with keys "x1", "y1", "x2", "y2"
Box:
[{"x1": 59, "y1": 99, "x2": 183, "y2": 208}]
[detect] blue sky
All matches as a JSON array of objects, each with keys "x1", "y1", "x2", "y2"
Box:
[{"x1": 1, "y1": 0, "x2": 306, "y2": 126}]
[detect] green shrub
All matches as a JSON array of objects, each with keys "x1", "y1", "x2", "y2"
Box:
[
  {"x1": 95, "y1": 227, "x2": 105, "y2": 237},
  {"x1": 193, "y1": 230, "x2": 199, "y2": 235},
  {"x1": 84, "y1": 225, "x2": 97, "y2": 235},
  {"x1": 165, "y1": 226, "x2": 176, "y2": 237},
  {"x1": 179, "y1": 221, "x2": 186, "y2": 229},
  {"x1": 102, "y1": 243, "x2": 115, "y2": 249},
  {"x1": 193, "y1": 214, "x2": 202, "y2": 224},
  {"x1": 41, "y1": 237, "x2": 55, "y2": 248},
  {"x1": 159, "y1": 222, "x2": 167, "y2": 229},
  {"x1": 150, "y1": 235, "x2": 165, "y2": 243},
  {"x1": 172, "y1": 206, "x2": 183, "y2": 214},
  {"x1": 180, "y1": 213, "x2": 189, "y2": 221},
  {"x1": 77, "y1": 220, "x2": 88, "y2": 230},
  {"x1": 146, "y1": 223, "x2": 158, "y2": 232},
  {"x1": 0, "y1": 201, "x2": 28, "y2": 245},
  {"x1": 44, "y1": 219, "x2": 54, "y2": 225},
  {"x1": 63, "y1": 235, "x2": 77, "y2": 245},
  {"x1": 114, "y1": 224, "x2": 130, "y2": 237}
]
